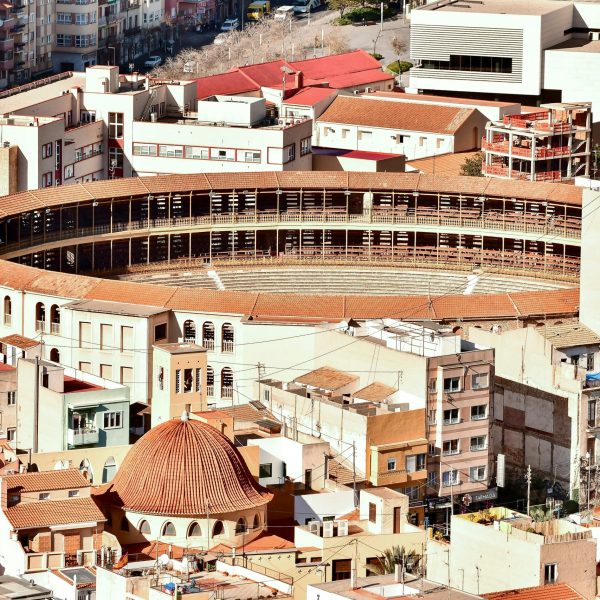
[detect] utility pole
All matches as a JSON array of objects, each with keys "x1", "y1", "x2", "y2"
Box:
[
  {"x1": 352, "y1": 441, "x2": 357, "y2": 506},
  {"x1": 526, "y1": 465, "x2": 532, "y2": 516}
]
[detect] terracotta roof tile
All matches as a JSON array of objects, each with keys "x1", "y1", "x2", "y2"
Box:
[
  {"x1": 353, "y1": 382, "x2": 396, "y2": 402},
  {"x1": 318, "y1": 96, "x2": 477, "y2": 135},
  {"x1": 431, "y1": 294, "x2": 519, "y2": 320},
  {"x1": 166, "y1": 288, "x2": 258, "y2": 314},
  {"x1": 253, "y1": 293, "x2": 345, "y2": 320},
  {"x1": 289, "y1": 49, "x2": 383, "y2": 80},
  {"x1": 294, "y1": 366, "x2": 358, "y2": 390},
  {"x1": 370, "y1": 91, "x2": 518, "y2": 108},
  {"x1": 283, "y1": 87, "x2": 337, "y2": 107},
  {"x1": 5, "y1": 497, "x2": 105, "y2": 529},
  {"x1": 539, "y1": 320, "x2": 600, "y2": 348},
  {"x1": 84, "y1": 280, "x2": 177, "y2": 307},
  {"x1": 24, "y1": 271, "x2": 101, "y2": 299},
  {"x1": 508, "y1": 288, "x2": 579, "y2": 317},
  {"x1": 483, "y1": 583, "x2": 583, "y2": 600},
  {"x1": 0, "y1": 334, "x2": 40, "y2": 350},
  {"x1": 196, "y1": 70, "x2": 260, "y2": 99},
  {"x1": 407, "y1": 151, "x2": 480, "y2": 177},
  {"x1": 4, "y1": 469, "x2": 90, "y2": 492},
  {"x1": 100, "y1": 418, "x2": 272, "y2": 516}
]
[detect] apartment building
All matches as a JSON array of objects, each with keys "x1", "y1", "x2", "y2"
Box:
[
  {"x1": 427, "y1": 507, "x2": 597, "y2": 599},
  {"x1": 408, "y1": 0, "x2": 600, "y2": 132},
  {"x1": 315, "y1": 95, "x2": 487, "y2": 161},
  {"x1": 0, "y1": 469, "x2": 106, "y2": 576},
  {"x1": 482, "y1": 103, "x2": 591, "y2": 183}
]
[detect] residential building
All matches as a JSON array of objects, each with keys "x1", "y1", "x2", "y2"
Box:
[
  {"x1": 15, "y1": 358, "x2": 131, "y2": 454},
  {"x1": 408, "y1": 0, "x2": 600, "y2": 133},
  {"x1": 0, "y1": 469, "x2": 106, "y2": 575},
  {"x1": 54, "y1": 0, "x2": 98, "y2": 72},
  {"x1": 0, "y1": 575, "x2": 53, "y2": 600},
  {"x1": 0, "y1": 438, "x2": 20, "y2": 476},
  {"x1": 426, "y1": 507, "x2": 597, "y2": 599},
  {"x1": 0, "y1": 364, "x2": 16, "y2": 445},
  {"x1": 482, "y1": 103, "x2": 591, "y2": 183},
  {"x1": 315, "y1": 95, "x2": 487, "y2": 160}
]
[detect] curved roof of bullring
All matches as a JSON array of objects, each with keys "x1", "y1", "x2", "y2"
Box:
[
  {"x1": 0, "y1": 172, "x2": 583, "y2": 216},
  {"x1": 0, "y1": 258, "x2": 579, "y2": 321}
]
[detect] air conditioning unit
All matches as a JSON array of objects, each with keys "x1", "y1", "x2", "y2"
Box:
[
  {"x1": 322, "y1": 520, "x2": 334, "y2": 538},
  {"x1": 307, "y1": 521, "x2": 320, "y2": 535},
  {"x1": 335, "y1": 519, "x2": 349, "y2": 536}
]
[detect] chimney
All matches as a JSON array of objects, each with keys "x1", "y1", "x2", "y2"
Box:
[{"x1": 294, "y1": 70, "x2": 304, "y2": 89}]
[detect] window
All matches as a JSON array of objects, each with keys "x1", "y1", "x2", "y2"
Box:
[
  {"x1": 443, "y1": 377, "x2": 460, "y2": 393},
  {"x1": 80, "y1": 110, "x2": 96, "y2": 124},
  {"x1": 120, "y1": 367, "x2": 133, "y2": 385},
  {"x1": 185, "y1": 146, "x2": 209, "y2": 160},
  {"x1": 259, "y1": 463, "x2": 272, "y2": 478},
  {"x1": 394, "y1": 133, "x2": 405, "y2": 144},
  {"x1": 436, "y1": 138, "x2": 444, "y2": 149},
  {"x1": 341, "y1": 128, "x2": 349, "y2": 138},
  {"x1": 6, "y1": 428, "x2": 15, "y2": 442},
  {"x1": 41, "y1": 172, "x2": 53, "y2": 188},
  {"x1": 120, "y1": 325, "x2": 133, "y2": 352},
  {"x1": 427, "y1": 471, "x2": 436, "y2": 488},
  {"x1": 79, "y1": 361, "x2": 91, "y2": 374},
  {"x1": 188, "y1": 522, "x2": 201, "y2": 537},
  {"x1": 133, "y1": 143, "x2": 157, "y2": 156},
  {"x1": 406, "y1": 454, "x2": 426, "y2": 473},
  {"x1": 387, "y1": 457, "x2": 397, "y2": 471},
  {"x1": 285, "y1": 143, "x2": 296, "y2": 163},
  {"x1": 195, "y1": 368, "x2": 201, "y2": 393},
  {"x1": 368, "y1": 502, "x2": 376, "y2": 523},
  {"x1": 470, "y1": 465, "x2": 486, "y2": 482},
  {"x1": 139, "y1": 520, "x2": 151, "y2": 534},
  {"x1": 471, "y1": 372, "x2": 488, "y2": 390},
  {"x1": 154, "y1": 323, "x2": 167, "y2": 341},
  {"x1": 56, "y1": 34, "x2": 72, "y2": 46},
  {"x1": 100, "y1": 364, "x2": 112, "y2": 380},
  {"x1": 41, "y1": 142, "x2": 52, "y2": 159},
  {"x1": 403, "y1": 486, "x2": 418, "y2": 500},
  {"x1": 57, "y1": 11, "x2": 71, "y2": 23},
  {"x1": 108, "y1": 112, "x2": 124, "y2": 139},
  {"x1": 211, "y1": 148, "x2": 235, "y2": 161},
  {"x1": 421, "y1": 55, "x2": 513, "y2": 74},
  {"x1": 109, "y1": 148, "x2": 123, "y2": 176},
  {"x1": 103, "y1": 411, "x2": 122, "y2": 429},
  {"x1": 242, "y1": 150, "x2": 261, "y2": 163},
  {"x1": 300, "y1": 137, "x2": 311, "y2": 156},
  {"x1": 64, "y1": 164, "x2": 74, "y2": 180},
  {"x1": 419, "y1": 137, "x2": 426, "y2": 147},
  {"x1": 470, "y1": 435, "x2": 487, "y2": 451},
  {"x1": 428, "y1": 409, "x2": 436, "y2": 424},
  {"x1": 183, "y1": 368, "x2": 193, "y2": 393},
  {"x1": 212, "y1": 521, "x2": 224, "y2": 536},
  {"x1": 39, "y1": 492, "x2": 49, "y2": 500},
  {"x1": 443, "y1": 408, "x2": 459, "y2": 425},
  {"x1": 544, "y1": 563, "x2": 557, "y2": 584},
  {"x1": 175, "y1": 369, "x2": 181, "y2": 393},
  {"x1": 7, "y1": 391, "x2": 15, "y2": 405},
  {"x1": 471, "y1": 404, "x2": 488, "y2": 420},
  {"x1": 428, "y1": 443, "x2": 436, "y2": 456},
  {"x1": 68, "y1": 489, "x2": 79, "y2": 497},
  {"x1": 443, "y1": 439, "x2": 459, "y2": 455},
  {"x1": 442, "y1": 469, "x2": 458, "y2": 487},
  {"x1": 158, "y1": 144, "x2": 183, "y2": 158},
  {"x1": 358, "y1": 130, "x2": 372, "y2": 140},
  {"x1": 235, "y1": 518, "x2": 247, "y2": 534},
  {"x1": 162, "y1": 522, "x2": 176, "y2": 536},
  {"x1": 100, "y1": 323, "x2": 112, "y2": 350},
  {"x1": 587, "y1": 353, "x2": 595, "y2": 372}
]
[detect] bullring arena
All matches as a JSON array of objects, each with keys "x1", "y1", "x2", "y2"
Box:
[{"x1": 0, "y1": 171, "x2": 585, "y2": 405}]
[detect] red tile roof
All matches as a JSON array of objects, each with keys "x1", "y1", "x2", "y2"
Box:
[
  {"x1": 196, "y1": 70, "x2": 260, "y2": 99},
  {"x1": 0, "y1": 334, "x2": 40, "y2": 349},
  {"x1": 99, "y1": 418, "x2": 272, "y2": 516},
  {"x1": 318, "y1": 95, "x2": 477, "y2": 134},
  {"x1": 4, "y1": 469, "x2": 90, "y2": 493},
  {"x1": 483, "y1": 584, "x2": 583, "y2": 600},
  {"x1": 326, "y1": 68, "x2": 393, "y2": 89},
  {"x1": 5, "y1": 497, "x2": 105, "y2": 529},
  {"x1": 211, "y1": 534, "x2": 294, "y2": 552},
  {"x1": 283, "y1": 86, "x2": 337, "y2": 107},
  {"x1": 289, "y1": 50, "x2": 383, "y2": 80}
]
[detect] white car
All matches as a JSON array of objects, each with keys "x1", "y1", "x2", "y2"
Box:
[
  {"x1": 213, "y1": 33, "x2": 231, "y2": 46},
  {"x1": 144, "y1": 56, "x2": 162, "y2": 68},
  {"x1": 220, "y1": 18, "x2": 239, "y2": 31}
]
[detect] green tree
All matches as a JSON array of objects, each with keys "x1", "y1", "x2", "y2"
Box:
[
  {"x1": 364, "y1": 546, "x2": 421, "y2": 576},
  {"x1": 460, "y1": 152, "x2": 484, "y2": 177},
  {"x1": 329, "y1": 0, "x2": 358, "y2": 17}
]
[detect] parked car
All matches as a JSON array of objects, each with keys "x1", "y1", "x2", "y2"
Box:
[
  {"x1": 213, "y1": 32, "x2": 230, "y2": 45},
  {"x1": 220, "y1": 18, "x2": 239, "y2": 31},
  {"x1": 292, "y1": 0, "x2": 321, "y2": 13},
  {"x1": 144, "y1": 56, "x2": 162, "y2": 68},
  {"x1": 274, "y1": 5, "x2": 295, "y2": 20}
]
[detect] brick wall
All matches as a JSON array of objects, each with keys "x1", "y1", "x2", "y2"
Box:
[
  {"x1": 64, "y1": 532, "x2": 81, "y2": 554},
  {"x1": 37, "y1": 532, "x2": 52, "y2": 553}
]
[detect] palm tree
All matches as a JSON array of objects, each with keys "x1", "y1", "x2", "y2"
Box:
[{"x1": 365, "y1": 546, "x2": 421, "y2": 576}]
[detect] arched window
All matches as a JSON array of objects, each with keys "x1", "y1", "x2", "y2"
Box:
[
  {"x1": 162, "y1": 522, "x2": 176, "y2": 536},
  {"x1": 212, "y1": 521, "x2": 224, "y2": 537},
  {"x1": 120, "y1": 516, "x2": 130, "y2": 532},
  {"x1": 253, "y1": 514, "x2": 260, "y2": 530},
  {"x1": 183, "y1": 320, "x2": 196, "y2": 343},
  {"x1": 207, "y1": 365, "x2": 214, "y2": 397},
  {"x1": 79, "y1": 459, "x2": 93, "y2": 483},
  {"x1": 3, "y1": 295, "x2": 11, "y2": 326},
  {"x1": 50, "y1": 348, "x2": 60, "y2": 363},
  {"x1": 187, "y1": 522, "x2": 202, "y2": 538},
  {"x1": 202, "y1": 322, "x2": 215, "y2": 351},
  {"x1": 235, "y1": 518, "x2": 247, "y2": 535},
  {"x1": 50, "y1": 305, "x2": 60, "y2": 335},
  {"x1": 35, "y1": 302, "x2": 46, "y2": 333},
  {"x1": 102, "y1": 456, "x2": 117, "y2": 483},
  {"x1": 139, "y1": 520, "x2": 151, "y2": 535},
  {"x1": 221, "y1": 323, "x2": 234, "y2": 352},
  {"x1": 221, "y1": 367, "x2": 233, "y2": 399}
]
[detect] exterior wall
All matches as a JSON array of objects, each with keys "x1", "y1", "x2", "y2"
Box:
[
  {"x1": 0, "y1": 367, "x2": 16, "y2": 441},
  {"x1": 581, "y1": 188, "x2": 600, "y2": 334},
  {"x1": 294, "y1": 490, "x2": 355, "y2": 523},
  {"x1": 0, "y1": 145, "x2": 18, "y2": 197},
  {"x1": 493, "y1": 376, "x2": 571, "y2": 487}
]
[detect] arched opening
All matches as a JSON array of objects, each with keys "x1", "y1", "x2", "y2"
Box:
[
  {"x1": 202, "y1": 322, "x2": 215, "y2": 350},
  {"x1": 35, "y1": 302, "x2": 46, "y2": 333},
  {"x1": 50, "y1": 305, "x2": 61, "y2": 335},
  {"x1": 183, "y1": 320, "x2": 197, "y2": 343},
  {"x1": 221, "y1": 367, "x2": 233, "y2": 399},
  {"x1": 50, "y1": 348, "x2": 60, "y2": 363},
  {"x1": 253, "y1": 514, "x2": 260, "y2": 530},
  {"x1": 102, "y1": 456, "x2": 117, "y2": 483},
  {"x1": 79, "y1": 459, "x2": 94, "y2": 483},
  {"x1": 3, "y1": 295, "x2": 11, "y2": 326},
  {"x1": 187, "y1": 522, "x2": 202, "y2": 538},
  {"x1": 139, "y1": 520, "x2": 151, "y2": 535},
  {"x1": 207, "y1": 365, "x2": 214, "y2": 397},
  {"x1": 162, "y1": 522, "x2": 176, "y2": 536},
  {"x1": 221, "y1": 323, "x2": 234, "y2": 352},
  {"x1": 235, "y1": 518, "x2": 247, "y2": 535},
  {"x1": 212, "y1": 521, "x2": 224, "y2": 537}
]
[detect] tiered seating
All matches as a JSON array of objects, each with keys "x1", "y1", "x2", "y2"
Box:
[{"x1": 118, "y1": 269, "x2": 219, "y2": 289}]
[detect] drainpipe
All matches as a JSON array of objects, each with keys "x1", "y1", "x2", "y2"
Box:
[{"x1": 33, "y1": 356, "x2": 39, "y2": 453}]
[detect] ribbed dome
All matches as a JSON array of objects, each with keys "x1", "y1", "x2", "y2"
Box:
[{"x1": 104, "y1": 417, "x2": 272, "y2": 516}]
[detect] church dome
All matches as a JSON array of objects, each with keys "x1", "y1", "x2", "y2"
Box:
[{"x1": 103, "y1": 417, "x2": 272, "y2": 516}]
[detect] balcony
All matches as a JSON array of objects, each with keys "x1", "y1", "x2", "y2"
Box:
[
  {"x1": 68, "y1": 427, "x2": 99, "y2": 446},
  {"x1": 50, "y1": 322, "x2": 60, "y2": 335},
  {"x1": 0, "y1": 39, "x2": 13, "y2": 51},
  {"x1": 0, "y1": 58, "x2": 14, "y2": 69},
  {"x1": 25, "y1": 550, "x2": 96, "y2": 573},
  {"x1": 221, "y1": 386, "x2": 233, "y2": 399},
  {"x1": 0, "y1": 18, "x2": 14, "y2": 30},
  {"x1": 221, "y1": 340, "x2": 234, "y2": 353},
  {"x1": 4, "y1": 314, "x2": 11, "y2": 326},
  {"x1": 206, "y1": 384, "x2": 214, "y2": 397},
  {"x1": 35, "y1": 320, "x2": 46, "y2": 333},
  {"x1": 202, "y1": 338, "x2": 215, "y2": 351}
]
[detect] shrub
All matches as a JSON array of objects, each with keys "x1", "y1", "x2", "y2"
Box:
[
  {"x1": 387, "y1": 60, "x2": 413, "y2": 74},
  {"x1": 370, "y1": 52, "x2": 384, "y2": 61}
]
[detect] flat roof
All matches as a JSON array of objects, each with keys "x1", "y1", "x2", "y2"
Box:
[
  {"x1": 420, "y1": 0, "x2": 569, "y2": 16},
  {"x1": 548, "y1": 38, "x2": 600, "y2": 54},
  {"x1": 65, "y1": 298, "x2": 167, "y2": 317},
  {"x1": 0, "y1": 575, "x2": 52, "y2": 599},
  {"x1": 366, "y1": 487, "x2": 406, "y2": 499},
  {"x1": 153, "y1": 342, "x2": 206, "y2": 354}
]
